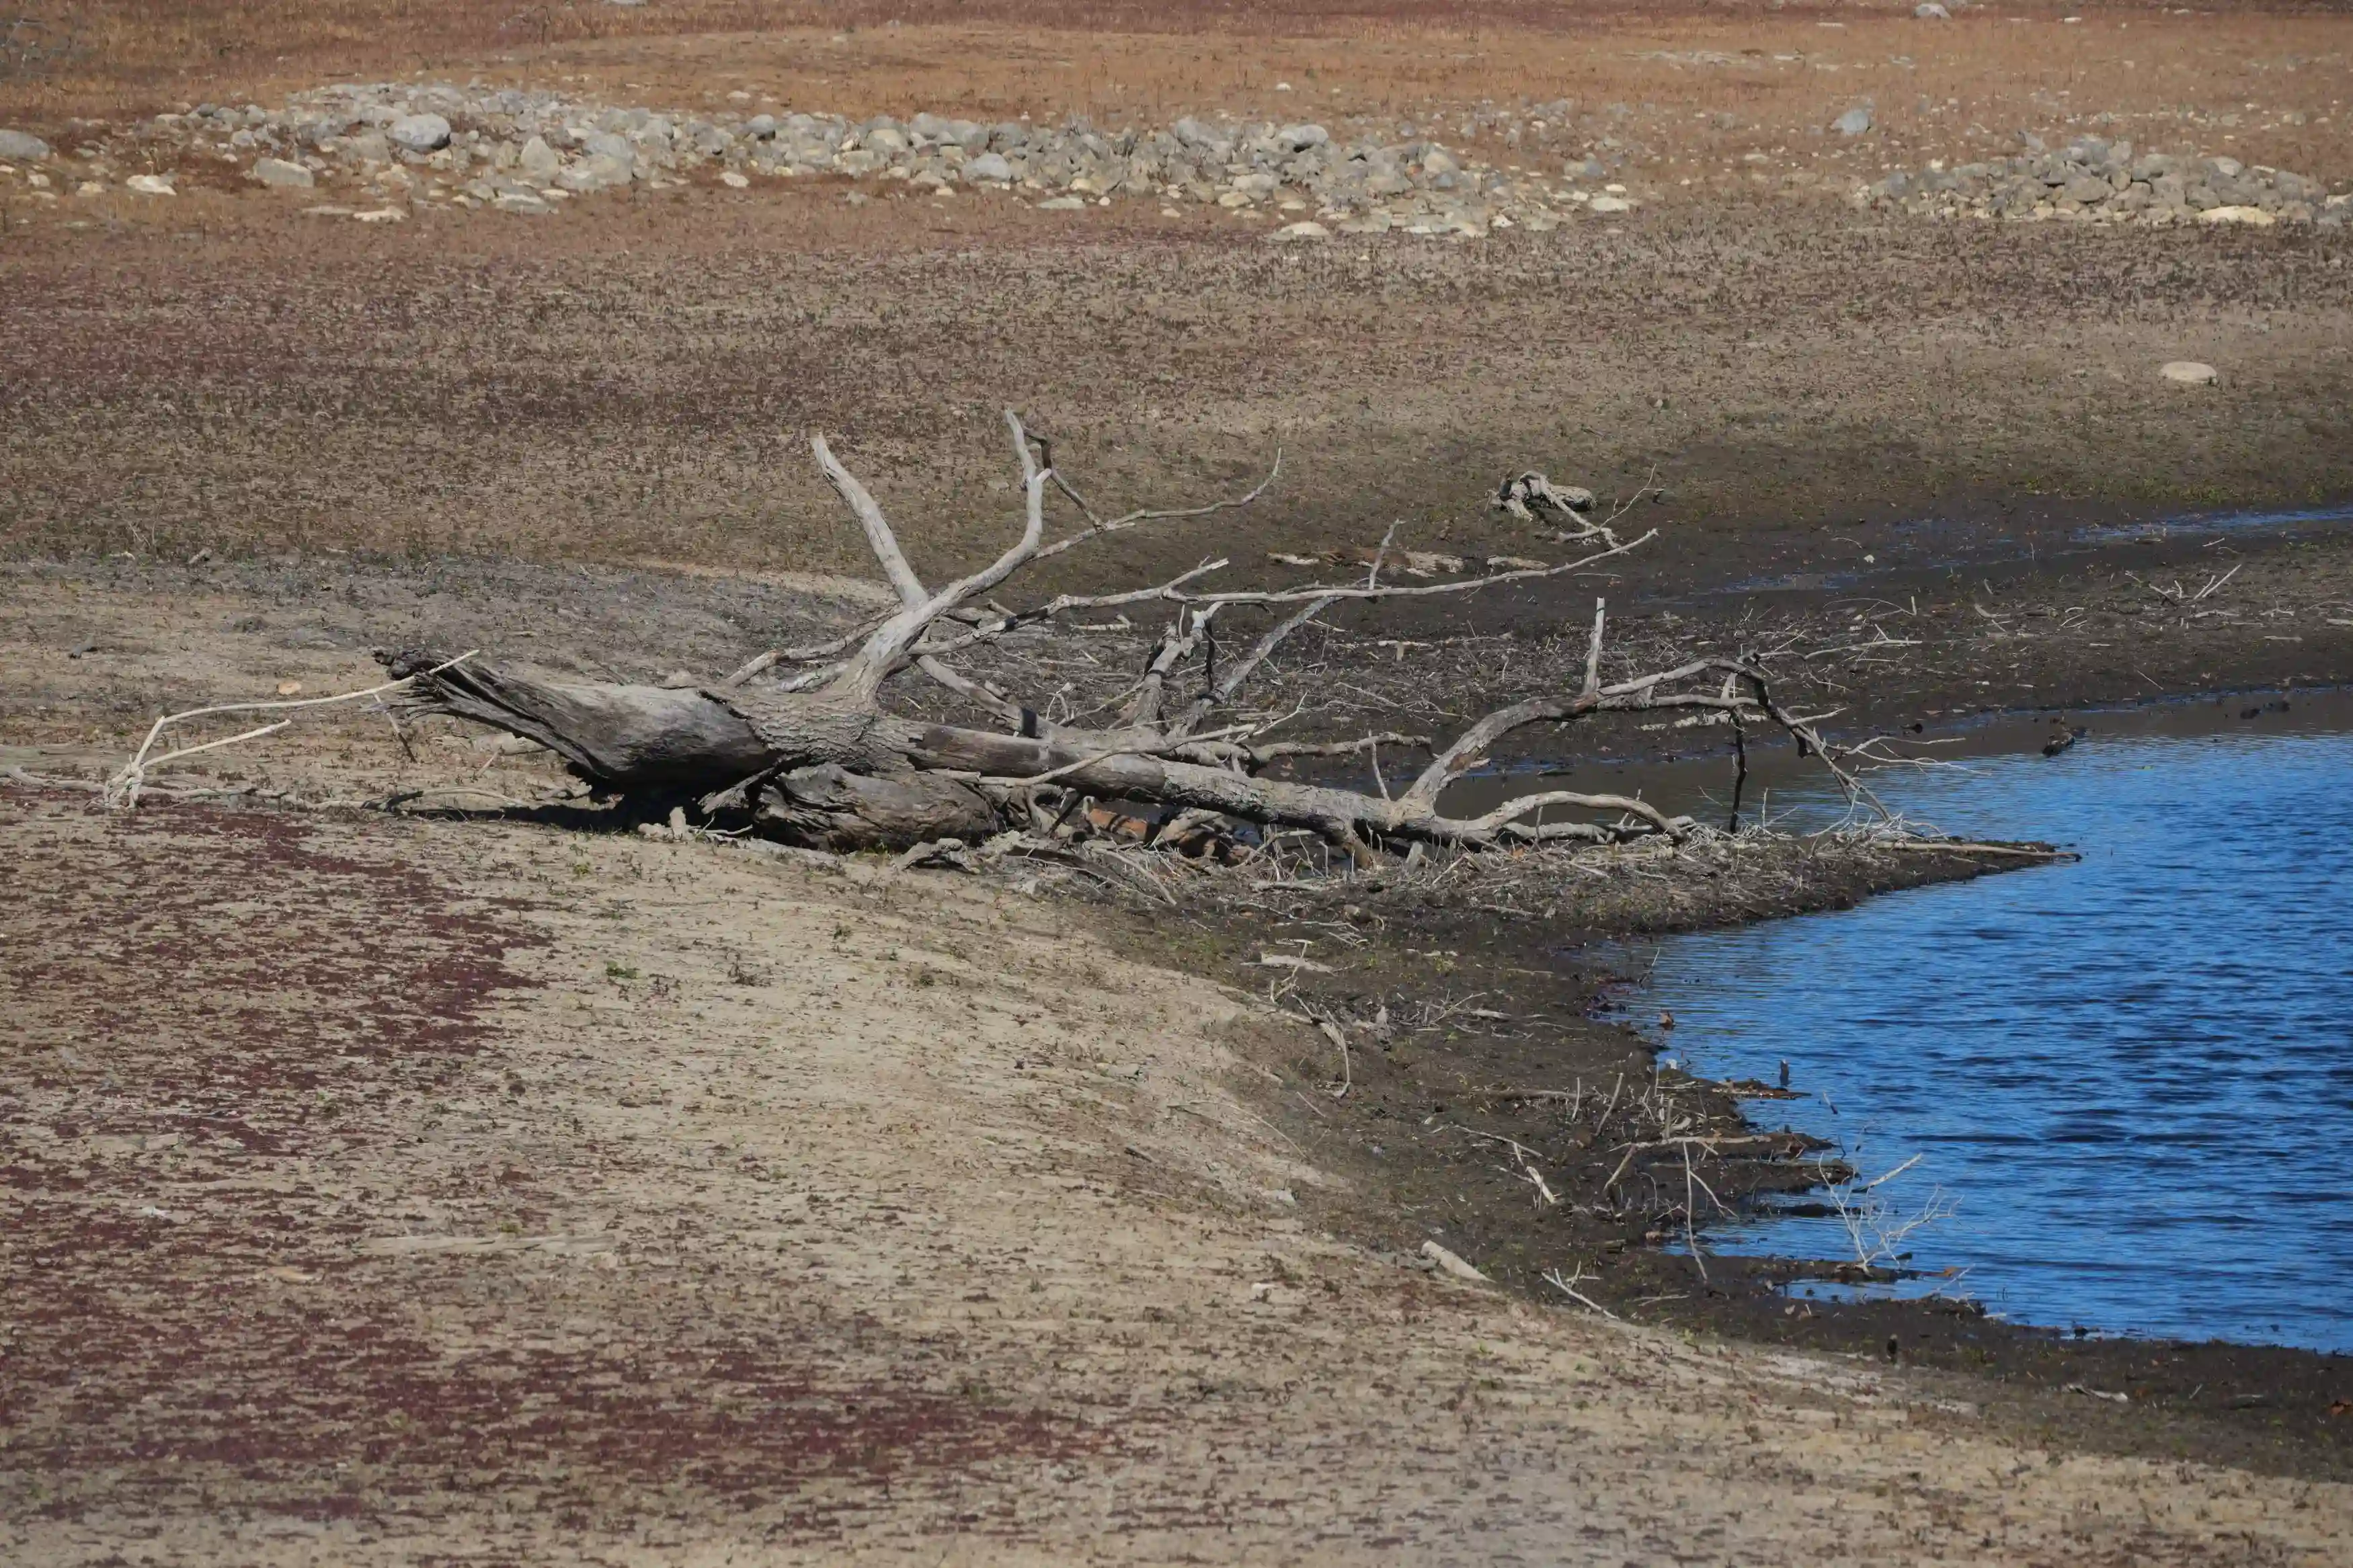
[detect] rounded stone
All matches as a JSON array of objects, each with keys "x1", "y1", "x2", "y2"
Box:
[
  {"x1": 388, "y1": 113, "x2": 452, "y2": 152},
  {"x1": 2159, "y1": 361, "x2": 2218, "y2": 385},
  {"x1": 249, "y1": 157, "x2": 315, "y2": 189}
]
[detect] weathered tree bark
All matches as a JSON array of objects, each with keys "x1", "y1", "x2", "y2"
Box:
[
  {"x1": 754, "y1": 764, "x2": 1000, "y2": 852},
  {"x1": 381, "y1": 411, "x2": 1858, "y2": 858}
]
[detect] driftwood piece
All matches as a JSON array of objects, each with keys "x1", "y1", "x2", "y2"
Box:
[
  {"x1": 754, "y1": 764, "x2": 999, "y2": 853},
  {"x1": 370, "y1": 409, "x2": 1864, "y2": 858}
]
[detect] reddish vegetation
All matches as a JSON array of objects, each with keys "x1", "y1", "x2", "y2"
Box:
[{"x1": 0, "y1": 792, "x2": 1101, "y2": 1530}]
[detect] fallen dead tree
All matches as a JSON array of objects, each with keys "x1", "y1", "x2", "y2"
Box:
[{"x1": 127, "y1": 410, "x2": 1868, "y2": 858}]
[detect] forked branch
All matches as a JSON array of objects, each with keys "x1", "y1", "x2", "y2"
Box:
[{"x1": 122, "y1": 408, "x2": 1883, "y2": 865}]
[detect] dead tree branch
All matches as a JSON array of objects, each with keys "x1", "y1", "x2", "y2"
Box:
[{"x1": 134, "y1": 408, "x2": 1876, "y2": 858}]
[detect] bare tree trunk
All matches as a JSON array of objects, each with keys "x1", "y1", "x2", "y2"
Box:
[{"x1": 374, "y1": 411, "x2": 1864, "y2": 860}]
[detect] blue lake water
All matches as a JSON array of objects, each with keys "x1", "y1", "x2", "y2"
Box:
[{"x1": 1611, "y1": 700, "x2": 2353, "y2": 1352}]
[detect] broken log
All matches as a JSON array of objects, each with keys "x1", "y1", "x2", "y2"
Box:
[{"x1": 373, "y1": 409, "x2": 1862, "y2": 859}]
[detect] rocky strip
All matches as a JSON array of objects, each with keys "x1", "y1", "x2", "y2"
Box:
[
  {"x1": 0, "y1": 81, "x2": 1642, "y2": 238},
  {"x1": 4, "y1": 83, "x2": 2344, "y2": 239},
  {"x1": 1863, "y1": 133, "x2": 2348, "y2": 229}
]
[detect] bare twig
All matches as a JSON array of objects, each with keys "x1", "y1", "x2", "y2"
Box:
[{"x1": 106, "y1": 651, "x2": 479, "y2": 809}]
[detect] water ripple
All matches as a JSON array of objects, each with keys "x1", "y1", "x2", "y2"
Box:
[{"x1": 1625, "y1": 724, "x2": 2353, "y2": 1350}]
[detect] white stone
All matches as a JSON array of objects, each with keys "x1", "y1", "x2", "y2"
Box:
[
  {"x1": 556, "y1": 153, "x2": 632, "y2": 193},
  {"x1": 1421, "y1": 1241, "x2": 1488, "y2": 1283},
  {"x1": 2198, "y1": 204, "x2": 2274, "y2": 226},
  {"x1": 126, "y1": 174, "x2": 176, "y2": 196},
  {"x1": 517, "y1": 136, "x2": 561, "y2": 181},
  {"x1": 1271, "y1": 220, "x2": 1330, "y2": 241},
  {"x1": 2159, "y1": 360, "x2": 2218, "y2": 384},
  {"x1": 580, "y1": 130, "x2": 635, "y2": 166},
  {"x1": 1833, "y1": 106, "x2": 1874, "y2": 137},
  {"x1": 1587, "y1": 194, "x2": 1634, "y2": 213},
  {"x1": 352, "y1": 206, "x2": 407, "y2": 223},
  {"x1": 1914, "y1": 2, "x2": 1951, "y2": 16},
  {"x1": 249, "y1": 157, "x2": 314, "y2": 188},
  {"x1": 719, "y1": 169, "x2": 750, "y2": 188},
  {"x1": 1037, "y1": 194, "x2": 1086, "y2": 210},
  {"x1": 388, "y1": 113, "x2": 452, "y2": 153}
]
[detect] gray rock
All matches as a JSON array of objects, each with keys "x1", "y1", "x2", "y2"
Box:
[
  {"x1": 2062, "y1": 175, "x2": 2112, "y2": 204},
  {"x1": 388, "y1": 112, "x2": 452, "y2": 152},
  {"x1": 1832, "y1": 106, "x2": 1874, "y2": 138},
  {"x1": 580, "y1": 130, "x2": 635, "y2": 167},
  {"x1": 1913, "y1": 2, "x2": 1950, "y2": 15},
  {"x1": 965, "y1": 151, "x2": 1013, "y2": 182},
  {"x1": 345, "y1": 132, "x2": 391, "y2": 165},
  {"x1": 518, "y1": 135, "x2": 561, "y2": 181},
  {"x1": 745, "y1": 114, "x2": 776, "y2": 139},
  {"x1": 249, "y1": 157, "x2": 315, "y2": 188},
  {"x1": 555, "y1": 153, "x2": 631, "y2": 192},
  {"x1": 1277, "y1": 122, "x2": 1329, "y2": 151},
  {"x1": 0, "y1": 128, "x2": 50, "y2": 162}
]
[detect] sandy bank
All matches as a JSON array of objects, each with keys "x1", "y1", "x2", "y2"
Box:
[{"x1": 7, "y1": 776, "x2": 2351, "y2": 1564}]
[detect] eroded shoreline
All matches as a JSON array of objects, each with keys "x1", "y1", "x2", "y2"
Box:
[{"x1": 7, "y1": 516, "x2": 2348, "y2": 1497}]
